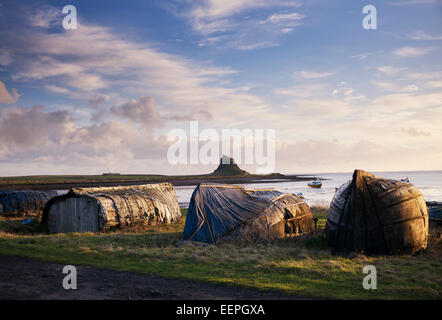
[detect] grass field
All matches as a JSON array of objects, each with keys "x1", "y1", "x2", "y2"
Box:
[
  {"x1": 0, "y1": 207, "x2": 441, "y2": 299},
  {"x1": 0, "y1": 174, "x2": 190, "y2": 185}
]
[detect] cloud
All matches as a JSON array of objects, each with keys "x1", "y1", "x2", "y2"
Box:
[
  {"x1": 351, "y1": 53, "x2": 372, "y2": 60},
  {"x1": 409, "y1": 30, "x2": 442, "y2": 40},
  {"x1": 331, "y1": 82, "x2": 365, "y2": 102},
  {"x1": 275, "y1": 139, "x2": 442, "y2": 173},
  {"x1": 401, "y1": 84, "x2": 419, "y2": 92},
  {"x1": 373, "y1": 81, "x2": 418, "y2": 93},
  {"x1": 189, "y1": 0, "x2": 301, "y2": 20},
  {"x1": 0, "y1": 105, "x2": 72, "y2": 150},
  {"x1": 27, "y1": 5, "x2": 61, "y2": 28},
  {"x1": 373, "y1": 92, "x2": 442, "y2": 109},
  {"x1": 109, "y1": 96, "x2": 161, "y2": 131},
  {"x1": 376, "y1": 66, "x2": 407, "y2": 76},
  {"x1": 182, "y1": 0, "x2": 304, "y2": 49},
  {"x1": 388, "y1": 0, "x2": 442, "y2": 6},
  {"x1": 294, "y1": 71, "x2": 334, "y2": 79},
  {"x1": 425, "y1": 80, "x2": 442, "y2": 88},
  {"x1": 259, "y1": 12, "x2": 304, "y2": 25},
  {"x1": 1, "y1": 2, "x2": 441, "y2": 174},
  {"x1": 0, "y1": 49, "x2": 14, "y2": 66},
  {"x1": 274, "y1": 83, "x2": 329, "y2": 98},
  {"x1": 401, "y1": 127, "x2": 431, "y2": 136},
  {"x1": 163, "y1": 109, "x2": 213, "y2": 121},
  {"x1": 394, "y1": 46, "x2": 435, "y2": 57},
  {"x1": 88, "y1": 95, "x2": 108, "y2": 108},
  {"x1": 1, "y1": 13, "x2": 269, "y2": 126},
  {"x1": 0, "y1": 104, "x2": 171, "y2": 174},
  {"x1": 197, "y1": 36, "x2": 224, "y2": 47},
  {"x1": 405, "y1": 71, "x2": 442, "y2": 80},
  {"x1": 373, "y1": 81, "x2": 398, "y2": 91},
  {"x1": 0, "y1": 81, "x2": 20, "y2": 104}
]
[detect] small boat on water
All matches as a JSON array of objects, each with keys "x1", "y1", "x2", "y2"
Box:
[
  {"x1": 427, "y1": 201, "x2": 442, "y2": 222},
  {"x1": 296, "y1": 192, "x2": 305, "y2": 199},
  {"x1": 308, "y1": 179, "x2": 322, "y2": 189}
]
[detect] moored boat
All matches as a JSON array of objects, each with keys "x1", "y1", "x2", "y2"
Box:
[
  {"x1": 296, "y1": 192, "x2": 305, "y2": 199},
  {"x1": 427, "y1": 201, "x2": 442, "y2": 222},
  {"x1": 308, "y1": 179, "x2": 322, "y2": 188}
]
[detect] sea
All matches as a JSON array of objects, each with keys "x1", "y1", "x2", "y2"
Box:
[{"x1": 174, "y1": 171, "x2": 442, "y2": 208}]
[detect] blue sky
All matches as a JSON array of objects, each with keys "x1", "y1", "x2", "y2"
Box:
[{"x1": 0, "y1": 0, "x2": 441, "y2": 175}]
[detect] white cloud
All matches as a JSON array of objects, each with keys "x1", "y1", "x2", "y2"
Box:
[
  {"x1": 183, "y1": 0, "x2": 304, "y2": 49},
  {"x1": 331, "y1": 82, "x2": 364, "y2": 102},
  {"x1": 259, "y1": 12, "x2": 304, "y2": 25},
  {"x1": 401, "y1": 127, "x2": 431, "y2": 136},
  {"x1": 351, "y1": 53, "x2": 372, "y2": 60},
  {"x1": 406, "y1": 71, "x2": 442, "y2": 80},
  {"x1": 274, "y1": 83, "x2": 329, "y2": 98},
  {"x1": 1, "y1": 3, "x2": 441, "y2": 174},
  {"x1": 27, "y1": 6, "x2": 61, "y2": 28},
  {"x1": 280, "y1": 28, "x2": 294, "y2": 34},
  {"x1": 294, "y1": 71, "x2": 334, "y2": 79},
  {"x1": 376, "y1": 65, "x2": 407, "y2": 76},
  {"x1": 0, "y1": 104, "x2": 171, "y2": 174},
  {"x1": 0, "y1": 81, "x2": 20, "y2": 104},
  {"x1": 394, "y1": 46, "x2": 435, "y2": 57},
  {"x1": 409, "y1": 30, "x2": 442, "y2": 40},
  {"x1": 373, "y1": 92, "x2": 442, "y2": 109},
  {"x1": 373, "y1": 81, "x2": 399, "y2": 91},
  {"x1": 4, "y1": 20, "x2": 271, "y2": 126},
  {"x1": 275, "y1": 139, "x2": 442, "y2": 173},
  {"x1": 401, "y1": 84, "x2": 419, "y2": 92},
  {"x1": 109, "y1": 96, "x2": 161, "y2": 131},
  {"x1": 425, "y1": 80, "x2": 442, "y2": 88},
  {"x1": 189, "y1": 0, "x2": 301, "y2": 20}
]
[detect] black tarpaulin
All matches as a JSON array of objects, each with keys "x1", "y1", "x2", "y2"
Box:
[{"x1": 0, "y1": 190, "x2": 57, "y2": 215}]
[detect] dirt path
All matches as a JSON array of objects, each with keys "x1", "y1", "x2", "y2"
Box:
[{"x1": 0, "y1": 254, "x2": 300, "y2": 300}]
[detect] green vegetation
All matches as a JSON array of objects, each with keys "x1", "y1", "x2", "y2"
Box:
[
  {"x1": 0, "y1": 174, "x2": 192, "y2": 186},
  {"x1": 0, "y1": 173, "x2": 265, "y2": 186},
  {"x1": 0, "y1": 207, "x2": 441, "y2": 299},
  {"x1": 210, "y1": 159, "x2": 249, "y2": 176}
]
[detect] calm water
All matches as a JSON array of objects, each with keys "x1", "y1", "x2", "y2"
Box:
[{"x1": 175, "y1": 171, "x2": 442, "y2": 208}]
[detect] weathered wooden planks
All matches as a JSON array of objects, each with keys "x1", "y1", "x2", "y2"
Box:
[
  {"x1": 42, "y1": 183, "x2": 181, "y2": 233},
  {"x1": 326, "y1": 170, "x2": 429, "y2": 255}
]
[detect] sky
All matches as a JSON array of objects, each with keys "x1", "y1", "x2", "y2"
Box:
[{"x1": 0, "y1": 0, "x2": 441, "y2": 176}]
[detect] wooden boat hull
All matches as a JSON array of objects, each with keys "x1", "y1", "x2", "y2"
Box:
[{"x1": 427, "y1": 201, "x2": 442, "y2": 221}]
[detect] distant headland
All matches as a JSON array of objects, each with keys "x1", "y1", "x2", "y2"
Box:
[{"x1": 0, "y1": 157, "x2": 315, "y2": 190}]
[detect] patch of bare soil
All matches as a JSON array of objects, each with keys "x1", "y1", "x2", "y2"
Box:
[{"x1": 0, "y1": 254, "x2": 300, "y2": 300}]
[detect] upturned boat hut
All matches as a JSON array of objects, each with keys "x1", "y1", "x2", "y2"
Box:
[
  {"x1": 0, "y1": 190, "x2": 57, "y2": 216},
  {"x1": 183, "y1": 184, "x2": 315, "y2": 244},
  {"x1": 41, "y1": 183, "x2": 181, "y2": 233},
  {"x1": 326, "y1": 169, "x2": 429, "y2": 255}
]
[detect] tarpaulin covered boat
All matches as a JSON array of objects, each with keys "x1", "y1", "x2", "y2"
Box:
[{"x1": 183, "y1": 184, "x2": 315, "y2": 244}]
